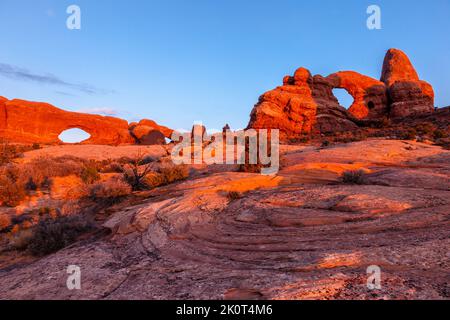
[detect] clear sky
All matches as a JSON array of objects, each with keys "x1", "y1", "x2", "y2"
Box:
[{"x1": 0, "y1": 0, "x2": 449, "y2": 133}]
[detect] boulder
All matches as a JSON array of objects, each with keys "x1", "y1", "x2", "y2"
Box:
[
  {"x1": 381, "y1": 48, "x2": 434, "y2": 118},
  {"x1": 131, "y1": 125, "x2": 166, "y2": 145},
  {"x1": 135, "y1": 119, "x2": 173, "y2": 139}
]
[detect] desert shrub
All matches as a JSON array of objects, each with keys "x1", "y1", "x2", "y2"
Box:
[
  {"x1": 9, "y1": 229, "x2": 34, "y2": 251},
  {"x1": 32, "y1": 143, "x2": 41, "y2": 150},
  {"x1": 0, "y1": 166, "x2": 27, "y2": 207},
  {"x1": 0, "y1": 140, "x2": 22, "y2": 165},
  {"x1": 159, "y1": 164, "x2": 189, "y2": 183},
  {"x1": 143, "y1": 172, "x2": 166, "y2": 188},
  {"x1": 238, "y1": 163, "x2": 263, "y2": 174},
  {"x1": 415, "y1": 123, "x2": 435, "y2": 135},
  {"x1": 123, "y1": 151, "x2": 155, "y2": 190},
  {"x1": 100, "y1": 161, "x2": 124, "y2": 173},
  {"x1": 290, "y1": 135, "x2": 310, "y2": 144},
  {"x1": 227, "y1": 191, "x2": 242, "y2": 201},
  {"x1": 27, "y1": 215, "x2": 94, "y2": 256},
  {"x1": 80, "y1": 166, "x2": 100, "y2": 184},
  {"x1": 117, "y1": 156, "x2": 134, "y2": 165},
  {"x1": 140, "y1": 155, "x2": 156, "y2": 165},
  {"x1": 321, "y1": 140, "x2": 331, "y2": 148},
  {"x1": 435, "y1": 137, "x2": 450, "y2": 150},
  {"x1": 144, "y1": 164, "x2": 190, "y2": 189},
  {"x1": 88, "y1": 178, "x2": 132, "y2": 204},
  {"x1": 25, "y1": 177, "x2": 38, "y2": 191},
  {"x1": 402, "y1": 128, "x2": 417, "y2": 140},
  {"x1": 379, "y1": 117, "x2": 391, "y2": 128},
  {"x1": 341, "y1": 170, "x2": 367, "y2": 185},
  {"x1": 433, "y1": 129, "x2": 448, "y2": 140},
  {"x1": 20, "y1": 156, "x2": 87, "y2": 188},
  {"x1": 0, "y1": 214, "x2": 11, "y2": 232},
  {"x1": 38, "y1": 206, "x2": 59, "y2": 218}
]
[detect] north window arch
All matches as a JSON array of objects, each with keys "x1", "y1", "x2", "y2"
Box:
[{"x1": 58, "y1": 128, "x2": 91, "y2": 143}]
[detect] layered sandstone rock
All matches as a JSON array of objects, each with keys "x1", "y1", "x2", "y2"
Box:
[
  {"x1": 327, "y1": 71, "x2": 388, "y2": 119},
  {"x1": 248, "y1": 68, "x2": 358, "y2": 140},
  {"x1": 1, "y1": 140, "x2": 448, "y2": 300},
  {"x1": 0, "y1": 97, "x2": 172, "y2": 145},
  {"x1": 381, "y1": 49, "x2": 435, "y2": 118},
  {"x1": 0, "y1": 98, "x2": 134, "y2": 145},
  {"x1": 129, "y1": 119, "x2": 173, "y2": 145},
  {"x1": 248, "y1": 48, "x2": 436, "y2": 140}
]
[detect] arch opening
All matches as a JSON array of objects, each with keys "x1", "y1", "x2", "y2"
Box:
[
  {"x1": 332, "y1": 88, "x2": 354, "y2": 110},
  {"x1": 58, "y1": 128, "x2": 91, "y2": 143},
  {"x1": 367, "y1": 101, "x2": 375, "y2": 110}
]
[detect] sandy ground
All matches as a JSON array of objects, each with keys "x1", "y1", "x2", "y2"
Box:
[{"x1": 0, "y1": 139, "x2": 449, "y2": 300}]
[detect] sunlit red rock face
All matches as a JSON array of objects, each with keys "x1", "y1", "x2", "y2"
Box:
[
  {"x1": 248, "y1": 67, "x2": 358, "y2": 140},
  {"x1": 248, "y1": 48, "x2": 436, "y2": 140},
  {"x1": 129, "y1": 119, "x2": 174, "y2": 145},
  {"x1": 327, "y1": 71, "x2": 388, "y2": 119},
  {"x1": 381, "y1": 49, "x2": 435, "y2": 118},
  {"x1": 0, "y1": 97, "x2": 172, "y2": 145}
]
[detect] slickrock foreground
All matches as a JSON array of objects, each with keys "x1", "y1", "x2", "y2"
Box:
[{"x1": 0, "y1": 140, "x2": 448, "y2": 300}]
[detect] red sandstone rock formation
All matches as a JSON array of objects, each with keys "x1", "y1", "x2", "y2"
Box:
[
  {"x1": 248, "y1": 48, "x2": 436, "y2": 140},
  {"x1": 129, "y1": 119, "x2": 173, "y2": 145},
  {"x1": 248, "y1": 68, "x2": 358, "y2": 140},
  {"x1": 327, "y1": 71, "x2": 388, "y2": 119},
  {"x1": 0, "y1": 97, "x2": 171, "y2": 145},
  {"x1": 381, "y1": 48, "x2": 435, "y2": 118}
]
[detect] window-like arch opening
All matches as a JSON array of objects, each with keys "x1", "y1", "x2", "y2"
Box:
[
  {"x1": 368, "y1": 101, "x2": 375, "y2": 110},
  {"x1": 332, "y1": 88, "x2": 354, "y2": 109},
  {"x1": 58, "y1": 128, "x2": 91, "y2": 143}
]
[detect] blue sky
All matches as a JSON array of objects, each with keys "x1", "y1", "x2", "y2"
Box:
[{"x1": 0, "y1": 0, "x2": 449, "y2": 133}]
